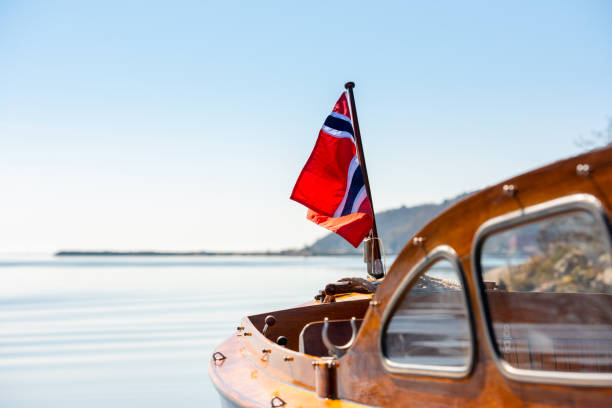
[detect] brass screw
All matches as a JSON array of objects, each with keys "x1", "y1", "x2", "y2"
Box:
[
  {"x1": 502, "y1": 184, "x2": 516, "y2": 197},
  {"x1": 236, "y1": 326, "x2": 245, "y2": 331},
  {"x1": 576, "y1": 163, "x2": 590, "y2": 176},
  {"x1": 261, "y1": 349, "x2": 271, "y2": 362},
  {"x1": 283, "y1": 356, "x2": 294, "y2": 362},
  {"x1": 412, "y1": 236, "x2": 425, "y2": 247},
  {"x1": 243, "y1": 332, "x2": 252, "y2": 336}
]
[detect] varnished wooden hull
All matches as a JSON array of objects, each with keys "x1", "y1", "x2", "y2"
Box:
[
  {"x1": 209, "y1": 301, "x2": 375, "y2": 407},
  {"x1": 210, "y1": 146, "x2": 612, "y2": 407}
]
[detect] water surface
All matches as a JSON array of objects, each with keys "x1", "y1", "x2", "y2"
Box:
[{"x1": 0, "y1": 254, "x2": 379, "y2": 407}]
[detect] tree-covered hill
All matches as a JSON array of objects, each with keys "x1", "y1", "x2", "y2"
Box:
[{"x1": 306, "y1": 192, "x2": 474, "y2": 254}]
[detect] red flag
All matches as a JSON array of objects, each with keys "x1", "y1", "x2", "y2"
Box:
[{"x1": 291, "y1": 92, "x2": 373, "y2": 247}]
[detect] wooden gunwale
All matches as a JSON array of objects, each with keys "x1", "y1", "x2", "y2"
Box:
[{"x1": 209, "y1": 318, "x2": 376, "y2": 407}]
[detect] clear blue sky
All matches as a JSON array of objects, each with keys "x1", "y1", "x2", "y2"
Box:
[{"x1": 1, "y1": 1, "x2": 611, "y2": 253}]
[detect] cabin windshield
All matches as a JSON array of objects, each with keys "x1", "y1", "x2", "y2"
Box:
[
  {"x1": 381, "y1": 253, "x2": 473, "y2": 376},
  {"x1": 479, "y1": 209, "x2": 612, "y2": 374}
]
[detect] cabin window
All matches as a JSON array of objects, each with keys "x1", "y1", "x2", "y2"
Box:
[
  {"x1": 381, "y1": 247, "x2": 472, "y2": 376},
  {"x1": 478, "y1": 203, "x2": 612, "y2": 379}
]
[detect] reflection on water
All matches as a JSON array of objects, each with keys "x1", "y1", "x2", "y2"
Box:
[{"x1": 0, "y1": 255, "x2": 380, "y2": 407}]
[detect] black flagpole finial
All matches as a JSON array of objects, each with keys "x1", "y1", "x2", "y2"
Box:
[{"x1": 344, "y1": 81, "x2": 355, "y2": 89}]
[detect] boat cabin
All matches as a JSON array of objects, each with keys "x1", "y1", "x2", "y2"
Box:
[{"x1": 210, "y1": 146, "x2": 612, "y2": 407}]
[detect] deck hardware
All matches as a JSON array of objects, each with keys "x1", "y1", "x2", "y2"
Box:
[
  {"x1": 270, "y1": 396, "x2": 286, "y2": 407},
  {"x1": 323, "y1": 295, "x2": 335, "y2": 303},
  {"x1": 314, "y1": 289, "x2": 325, "y2": 301},
  {"x1": 322, "y1": 317, "x2": 357, "y2": 357},
  {"x1": 412, "y1": 236, "x2": 425, "y2": 247},
  {"x1": 503, "y1": 184, "x2": 516, "y2": 197},
  {"x1": 276, "y1": 336, "x2": 288, "y2": 347},
  {"x1": 483, "y1": 281, "x2": 497, "y2": 290},
  {"x1": 577, "y1": 163, "x2": 591, "y2": 176},
  {"x1": 236, "y1": 326, "x2": 245, "y2": 331},
  {"x1": 243, "y1": 332, "x2": 252, "y2": 336},
  {"x1": 261, "y1": 349, "x2": 271, "y2": 361},
  {"x1": 212, "y1": 351, "x2": 226, "y2": 362},
  {"x1": 262, "y1": 315, "x2": 276, "y2": 338},
  {"x1": 283, "y1": 356, "x2": 294, "y2": 362},
  {"x1": 325, "y1": 277, "x2": 377, "y2": 296},
  {"x1": 370, "y1": 300, "x2": 380, "y2": 307},
  {"x1": 501, "y1": 324, "x2": 512, "y2": 354},
  {"x1": 313, "y1": 358, "x2": 338, "y2": 399}
]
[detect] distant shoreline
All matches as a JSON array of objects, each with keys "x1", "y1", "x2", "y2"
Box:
[
  {"x1": 54, "y1": 250, "x2": 361, "y2": 257},
  {"x1": 55, "y1": 192, "x2": 470, "y2": 259}
]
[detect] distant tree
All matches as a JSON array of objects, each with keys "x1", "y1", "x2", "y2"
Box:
[{"x1": 575, "y1": 117, "x2": 612, "y2": 150}]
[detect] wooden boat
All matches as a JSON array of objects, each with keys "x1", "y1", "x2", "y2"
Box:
[{"x1": 209, "y1": 146, "x2": 612, "y2": 407}]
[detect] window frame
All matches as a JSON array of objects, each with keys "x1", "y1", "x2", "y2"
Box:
[
  {"x1": 379, "y1": 245, "x2": 475, "y2": 378},
  {"x1": 471, "y1": 193, "x2": 612, "y2": 387}
]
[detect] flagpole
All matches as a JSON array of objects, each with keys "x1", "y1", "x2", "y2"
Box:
[{"x1": 344, "y1": 81, "x2": 384, "y2": 278}]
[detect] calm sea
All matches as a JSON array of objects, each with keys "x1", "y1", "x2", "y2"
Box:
[{"x1": 0, "y1": 254, "x2": 389, "y2": 407}]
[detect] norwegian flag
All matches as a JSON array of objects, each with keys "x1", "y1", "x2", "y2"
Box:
[{"x1": 290, "y1": 92, "x2": 373, "y2": 247}]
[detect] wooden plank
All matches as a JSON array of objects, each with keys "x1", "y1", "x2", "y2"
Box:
[
  {"x1": 528, "y1": 338, "x2": 543, "y2": 370},
  {"x1": 602, "y1": 339, "x2": 612, "y2": 372},
  {"x1": 541, "y1": 347, "x2": 556, "y2": 371},
  {"x1": 566, "y1": 339, "x2": 582, "y2": 372},
  {"x1": 553, "y1": 339, "x2": 570, "y2": 372},
  {"x1": 247, "y1": 299, "x2": 370, "y2": 352}
]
